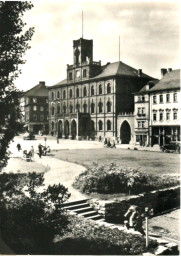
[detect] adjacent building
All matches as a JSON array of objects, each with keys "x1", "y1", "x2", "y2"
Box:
[
  {"x1": 48, "y1": 37, "x2": 154, "y2": 141},
  {"x1": 21, "y1": 81, "x2": 49, "y2": 134}
]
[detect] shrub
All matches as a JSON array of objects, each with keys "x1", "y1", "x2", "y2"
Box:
[
  {"x1": 53, "y1": 215, "x2": 158, "y2": 255},
  {"x1": 0, "y1": 172, "x2": 70, "y2": 254},
  {"x1": 73, "y1": 163, "x2": 179, "y2": 195}
]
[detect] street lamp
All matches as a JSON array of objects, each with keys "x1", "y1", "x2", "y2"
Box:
[{"x1": 44, "y1": 136, "x2": 47, "y2": 148}]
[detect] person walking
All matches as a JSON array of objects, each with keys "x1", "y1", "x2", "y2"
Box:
[
  {"x1": 17, "y1": 143, "x2": 21, "y2": 151},
  {"x1": 30, "y1": 146, "x2": 34, "y2": 160},
  {"x1": 38, "y1": 143, "x2": 43, "y2": 158}
]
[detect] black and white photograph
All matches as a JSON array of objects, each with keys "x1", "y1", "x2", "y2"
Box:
[{"x1": 0, "y1": 0, "x2": 180, "y2": 255}]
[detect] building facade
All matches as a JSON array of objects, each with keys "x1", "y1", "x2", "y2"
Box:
[
  {"x1": 48, "y1": 37, "x2": 154, "y2": 142},
  {"x1": 21, "y1": 81, "x2": 49, "y2": 134}
]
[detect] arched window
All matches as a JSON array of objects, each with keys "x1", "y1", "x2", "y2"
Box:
[
  {"x1": 83, "y1": 87, "x2": 87, "y2": 97},
  {"x1": 57, "y1": 104, "x2": 60, "y2": 114},
  {"x1": 69, "y1": 105, "x2": 73, "y2": 113},
  {"x1": 91, "y1": 102, "x2": 95, "y2": 114},
  {"x1": 76, "y1": 103, "x2": 80, "y2": 112},
  {"x1": 57, "y1": 91, "x2": 60, "y2": 98},
  {"x1": 63, "y1": 105, "x2": 66, "y2": 113},
  {"x1": 51, "y1": 92, "x2": 54, "y2": 100},
  {"x1": 51, "y1": 122, "x2": 54, "y2": 130},
  {"x1": 98, "y1": 120, "x2": 103, "y2": 131},
  {"x1": 91, "y1": 120, "x2": 95, "y2": 131},
  {"x1": 69, "y1": 89, "x2": 72, "y2": 98},
  {"x1": 76, "y1": 88, "x2": 79, "y2": 98},
  {"x1": 83, "y1": 69, "x2": 87, "y2": 78},
  {"x1": 91, "y1": 86, "x2": 94, "y2": 96},
  {"x1": 83, "y1": 103, "x2": 87, "y2": 113},
  {"x1": 98, "y1": 101, "x2": 103, "y2": 113},
  {"x1": 107, "y1": 120, "x2": 111, "y2": 131},
  {"x1": 99, "y1": 84, "x2": 102, "y2": 95},
  {"x1": 63, "y1": 90, "x2": 66, "y2": 99},
  {"x1": 107, "y1": 83, "x2": 111, "y2": 94},
  {"x1": 52, "y1": 106, "x2": 55, "y2": 115},
  {"x1": 107, "y1": 101, "x2": 111, "y2": 112}
]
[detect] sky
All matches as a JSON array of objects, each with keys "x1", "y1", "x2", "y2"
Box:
[{"x1": 15, "y1": 0, "x2": 180, "y2": 91}]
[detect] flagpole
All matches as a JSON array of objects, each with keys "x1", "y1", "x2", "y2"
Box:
[
  {"x1": 119, "y1": 36, "x2": 120, "y2": 62},
  {"x1": 82, "y1": 10, "x2": 83, "y2": 38}
]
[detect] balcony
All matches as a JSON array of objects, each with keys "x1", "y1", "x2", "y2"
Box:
[{"x1": 137, "y1": 113, "x2": 146, "y2": 117}]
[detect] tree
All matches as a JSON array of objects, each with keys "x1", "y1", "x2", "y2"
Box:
[
  {"x1": 0, "y1": 1, "x2": 34, "y2": 170},
  {"x1": 0, "y1": 172, "x2": 71, "y2": 254}
]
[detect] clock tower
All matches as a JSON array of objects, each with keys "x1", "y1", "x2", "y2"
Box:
[{"x1": 67, "y1": 38, "x2": 102, "y2": 83}]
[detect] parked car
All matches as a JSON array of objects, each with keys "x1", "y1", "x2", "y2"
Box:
[
  {"x1": 23, "y1": 132, "x2": 35, "y2": 140},
  {"x1": 161, "y1": 141, "x2": 181, "y2": 153}
]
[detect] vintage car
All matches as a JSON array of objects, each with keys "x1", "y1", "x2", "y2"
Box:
[
  {"x1": 23, "y1": 132, "x2": 35, "y2": 140},
  {"x1": 161, "y1": 141, "x2": 181, "y2": 153}
]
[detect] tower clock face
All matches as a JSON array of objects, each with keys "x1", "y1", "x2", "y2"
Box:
[{"x1": 76, "y1": 70, "x2": 80, "y2": 78}]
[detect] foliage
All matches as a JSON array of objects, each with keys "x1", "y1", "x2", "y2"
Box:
[
  {"x1": 73, "y1": 163, "x2": 179, "y2": 195},
  {"x1": 53, "y1": 215, "x2": 158, "y2": 255},
  {"x1": 0, "y1": 1, "x2": 34, "y2": 170},
  {"x1": 0, "y1": 172, "x2": 70, "y2": 254}
]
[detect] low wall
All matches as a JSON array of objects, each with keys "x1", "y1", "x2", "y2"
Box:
[{"x1": 89, "y1": 186, "x2": 180, "y2": 223}]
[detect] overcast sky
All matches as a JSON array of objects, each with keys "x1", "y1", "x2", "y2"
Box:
[{"x1": 15, "y1": 0, "x2": 180, "y2": 91}]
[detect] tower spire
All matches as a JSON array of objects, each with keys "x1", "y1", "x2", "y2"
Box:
[{"x1": 82, "y1": 10, "x2": 83, "y2": 38}]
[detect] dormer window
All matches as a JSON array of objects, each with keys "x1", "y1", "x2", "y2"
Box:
[{"x1": 33, "y1": 98, "x2": 37, "y2": 103}]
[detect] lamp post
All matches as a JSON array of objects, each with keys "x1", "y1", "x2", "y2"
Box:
[{"x1": 44, "y1": 136, "x2": 47, "y2": 148}]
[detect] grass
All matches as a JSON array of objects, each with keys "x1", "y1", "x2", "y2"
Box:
[{"x1": 53, "y1": 148, "x2": 180, "y2": 176}]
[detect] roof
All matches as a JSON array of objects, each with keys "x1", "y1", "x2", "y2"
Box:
[
  {"x1": 24, "y1": 82, "x2": 48, "y2": 97},
  {"x1": 149, "y1": 69, "x2": 180, "y2": 92},
  {"x1": 48, "y1": 61, "x2": 154, "y2": 89}
]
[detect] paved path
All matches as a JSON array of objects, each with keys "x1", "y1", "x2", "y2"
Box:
[{"x1": 33, "y1": 154, "x2": 87, "y2": 202}]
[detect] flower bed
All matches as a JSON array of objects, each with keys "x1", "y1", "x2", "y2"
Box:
[{"x1": 73, "y1": 163, "x2": 179, "y2": 195}]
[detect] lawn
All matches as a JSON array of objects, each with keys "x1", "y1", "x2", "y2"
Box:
[{"x1": 53, "y1": 148, "x2": 180, "y2": 176}]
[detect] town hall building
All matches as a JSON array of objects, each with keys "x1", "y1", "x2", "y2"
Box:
[{"x1": 48, "y1": 37, "x2": 155, "y2": 142}]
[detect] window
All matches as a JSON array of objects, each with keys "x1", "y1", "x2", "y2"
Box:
[
  {"x1": 46, "y1": 98, "x2": 48, "y2": 103},
  {"x1": 173, "y1": 112, "x2": 177, "y2": 120},
  {"x1": 99, "y1": 84, "x2": 102, "y2": 95},
  {"x1": 136, "y1": 135, "x2": 140, "y2": 143},
  {"x1": 138, "y1": 121, "x2": 145, "y2": 128},
  {"x1": 138, "y1": 121, "x2": 141, "y2": 128},
  {"x1": 33, "y1": 106, "x2": 37, "y2": 111},
  {"x1": 83, "y1": 103, "x2": 87, "y2": 113},
  {"x1": 52, "y1": 106, "x2": 55, "y2": 115},
  {"x1": 69, "y1": 72, "x2": 72, "y2": 80},
  {"x1": 33, "y1": 98, "x2": 37, "y2": 103},
  {"x1": 91, "y1": 120, "x2": 95, "y2": 131},
  {"x1": 69, "y1": 105, "x2": 73, "y2": 113},
  {"x1": 51, "y1": 122, "x2": 54, "y2": 130},
  {"x1": 57, "y1": 105, "x2": 60, "y2": 114},
  {"x1": 91, "y1": 86, "x2": 94, "y2": 96},
  {"x1": 98, "y1": 101, "x2": 103, "y2": 113},
  {"x1": 107, "y1": 120, "x2": 111, "y2": 131},
  {"x1": 40, "y1": 106, "x2": 44, "y2": 111},
  {"x1": 91, "y1": 102, "x2": 95, "y2": 113},
  {"x1": 40, "y1": 115, "x2": 44, "y2": 121},
  {"x1": 63, "y1": 105, "x2": 66, "y2": 113},
  {"x1": 69, "y1": 89, "x2": 72, "y2": 98},
  {"x1": 107, "y1": 101, "x2": 111, "y2": 112},
  {"x1": 166, "y1": 94, "x2": 170, "y2": 103},
  {"x1": 83, "y1": 69, "x2": 87, "y2": 78},
  {"x1": 51, "y1": 92, "x2": 54, "y2": 100},
  {"x1": 98, "y1": 120, "x2": 103, "y2": 131},
  {"x1": 83, "y1": 87, "x2": 87, "y2": 97},
  {"x1": 153, "y1": 95, "x2": 157, "y2": 104},
  {"x1": 138, "y1": 108, "x2": 141, "y2": 114},
  {"x1": 63, "y1": 90, "x2": 66, "y2": 99},
  {"x1": 160, "y1": 95, "x2": 163, "y2": 103},
  {"x1": 141, "y1": 108, "x2": 145, "y2": 114},
  {"x1": 160, "y1": 112, "x2": 163, "y2": 121},
  {"x1": 33, "y1": 114, "x2": 37, "y2": 121},
  {"x1": 142, "y1": 96, "x2": 145, "y2": 102},
  {"x1": 173, "y1": 93, "x2": 177, "y2": 102},
  {"x1": 76, "y1": 103, "x2": 80, "y2": 112},
  {"x1": 107, "y1": 83, "x2": 111, "y2": 94},
  {"x1": 153, "y1": 113, "x2": 157, "y2": 121},
  {"x1": 76, "y1": 88, "x2": 79, "y2": 98},
  {"x1": 25, "y1": 98, "x2": 29, "y2": 104},
  {"x1": 166, "y1": 112, "x2": 170, "y2": 120}
]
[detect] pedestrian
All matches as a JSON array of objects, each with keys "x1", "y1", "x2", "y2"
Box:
[
  {"x1": 57, "y1": 136, "x2": 59, "y2": 144},
  {"x1": 38, "y1": 143, "x2": 43, "y2": 158},
  {"x1": 112, "y1": 140, "x2": 116, "y2": 148},
  {"x1": 99, "y1": 136, "x2": 102, "y2": 142},
  {"x1": 17, "y1": 143, "x2": 21, "y2": 151},
  {"x1": 30, "y1": 146, "x2": 34, "y2": 159}
]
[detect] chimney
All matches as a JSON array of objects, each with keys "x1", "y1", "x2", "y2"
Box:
[
  {"x1": 138, "y1": 69, "x2": 142, "y2": 76},
  {"x1": 168, "y1": 68, "x2": 172, "y2": 73},
  {"x1": 39, "y1": 81, "x2": 45, "y2": 86},
  {"x1": 161, "y1": 68, "x2": 167, "y2": 77}
]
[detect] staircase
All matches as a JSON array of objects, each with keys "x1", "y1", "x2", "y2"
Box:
[{"x1": 62, "y1": 199, "x2": 105, "y2": 222}]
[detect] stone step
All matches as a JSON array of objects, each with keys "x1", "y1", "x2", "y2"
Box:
[
  {"x1": 74, "y1": 206, "x2": 94, "y2": 214},
  {"x1": 62, "y1": 199, "x2": 88, "y2": 207},
  {"x1": 63, "y1": 203, "x2": 90, "y2": 210},
  {"x1": 78, "y1": 210, "x2": 98, "y2": 218},
  {"x1": 85, "y1": 215, "x2": 104, "y2": 220}
]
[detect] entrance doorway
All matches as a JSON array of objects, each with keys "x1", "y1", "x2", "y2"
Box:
[
  {"x1": 120, "y1": 121, "x2": 131, "y2": 144},
  {"x1": 71, "y1": 120, "x2": 77, "y2": 139},
  {"x1": 58, "y1": 120, "x2": 63, "y2": 138},
  {"x1": 64, "y1": 120, "x2": 69, "y2": 138}
]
